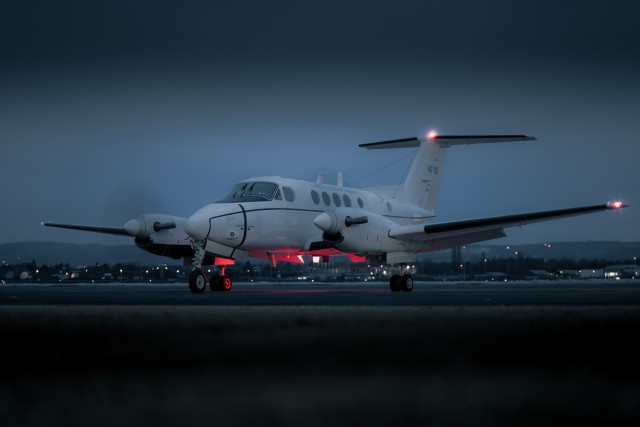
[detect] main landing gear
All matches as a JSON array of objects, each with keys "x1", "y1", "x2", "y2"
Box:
[
  {"x1": 389, "y1": 264, "x2": 413, "y2": 292},
  {"x1": 188, "y1": 266, "x2": 233, "y2": 294},
  {"x1": 208, "y1": 266, "x2": 233, "y2": 292},
  {"x1": 188, "y1": 239, "x2": 233, "y2": 294},
  {"x1": 189, "y1": 266, "x2": 233, "y2": 294}
]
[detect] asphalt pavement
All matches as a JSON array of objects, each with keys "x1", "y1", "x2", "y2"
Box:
[{"x1": 1, "y1": 281, "x2": 639, "y2": 426}]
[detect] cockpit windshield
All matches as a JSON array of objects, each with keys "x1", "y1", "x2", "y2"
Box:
[{"x1": 218, "y1": 181, "x2": 278, "y2": 203}]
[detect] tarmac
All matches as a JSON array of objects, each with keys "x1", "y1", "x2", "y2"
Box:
[{"x1": 1, "y1": 281, "x2": 640, "y2": 426}]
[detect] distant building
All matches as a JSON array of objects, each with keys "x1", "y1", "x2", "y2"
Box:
[
  {"x1": 579, "y1": 269, "x2": 604, "y2": 279},
  {"x1": 604, "y1": 265, "x2": 640, "y2": 279},
  {"x1": 527, "y1": 270, "x2": 555, "y2": 280},
  {"x1": 474, "y1": 272, "x2": 508, "y2": 281},
  {"x1": 451, "y1": 246, "x2": 463, "y2": 270},
  {"x1": 555, "y1": 270, "x2": 580, "y2": 279}
]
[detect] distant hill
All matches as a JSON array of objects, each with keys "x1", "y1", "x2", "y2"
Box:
[
  {"x1": 1, "y1": 241, "x2": 639, "y2": 267},
  {"x1": 422, "y1": 241, "x2": 640, "y2": 263},
  {"x1": 0, "y1": 242, "x2": 163, "y2": 266}
]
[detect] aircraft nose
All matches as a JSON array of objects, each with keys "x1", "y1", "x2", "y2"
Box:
[{"x1": 185, "y1": 213, "x2": 210, "y2": 241}]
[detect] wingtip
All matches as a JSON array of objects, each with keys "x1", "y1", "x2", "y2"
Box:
[{"x1": 607, "y1": 201, "x2": 628, "y2": 209}]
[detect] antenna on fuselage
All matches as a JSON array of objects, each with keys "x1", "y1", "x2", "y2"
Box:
[
  {"x1": 316, "y1": 172, "x2": 325, "y2": 184},
  {"x1": 337, "y1": 172, "x2": 344, "y2": 187}
]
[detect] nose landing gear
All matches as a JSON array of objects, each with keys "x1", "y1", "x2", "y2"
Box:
[
  {"x1": 188, "y1": 269, "x2": 207, "y2": 294},
  {"x1": 188, "y1": 239, "x2": 207, "y2": 294},
  {"x1": 188, "y1": 266, "x2": 234, "y2": 294},
  {"x1": 188, "y1": 239, "x2": 234, "y2": 294}
]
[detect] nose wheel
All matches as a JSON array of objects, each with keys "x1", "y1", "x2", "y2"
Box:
[{"x1": 188, "y1": 270, "x2": 207, "y2": 294}]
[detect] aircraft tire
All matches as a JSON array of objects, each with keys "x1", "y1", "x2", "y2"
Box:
[
  {"x1": 390, "y1": 274, "x2": 401, "y2": 292},
  {"x1": 220, "y1": 275, "x2": 233, "y2": 292},
  {"x1": 188, "y1": 270, "x2": 206, "y2": 294},
  {"x1": 209, "y1": 274, "x2": 221, "y2": 291},
  {"x1": 401, "y1": 274, "x2": 414, "y2": 292}
]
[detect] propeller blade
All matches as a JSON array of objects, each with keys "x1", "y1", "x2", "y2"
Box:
[
  {"x1": 153, "y1": 221, "x2": 176, "y2": 232},
  {"x1": 345, "y1": 216, "x2": 368, "y2": 226}
]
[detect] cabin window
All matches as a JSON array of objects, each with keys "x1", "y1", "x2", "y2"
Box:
[
  {"x1": 343, "y1": 195, "x2": 352, "y2": 207},
  {"x1": 387, "y1": 202, "x2": 392, "y2": 212},
  {"x1": 311, "y1": 190, "x2": 320, "y2": 205},
  {"x1": 357, "y1": 197, "x2": 364, "y2": 208},
  {"x1": 332, "y1": 193, "x2": 341, "y2": 207},
  {"x1": 322, "y1": 191, "x2": 331, "y2": 206},
  {"x1": 283, "y1": 186, "x2": 295, "y2": 202}
]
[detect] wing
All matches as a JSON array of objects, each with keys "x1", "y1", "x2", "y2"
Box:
[
  {"x1": 42, "y1": 222, "x2": 130, "y2": 236},
  {"x1": 389, "y1": 203, "x2": 627, "y2": 247},
  {"x1": 42, "y1": 215, "x2": 181, "y2": 238}
]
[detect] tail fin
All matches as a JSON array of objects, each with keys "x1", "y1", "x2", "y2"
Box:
[{"x1": 359, "y1": 134, "x2": 536, "y2": 212}]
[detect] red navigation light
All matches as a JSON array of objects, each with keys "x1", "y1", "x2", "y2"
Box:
[
  {"x1": 609, "y1": 201, "x2": 625, "y2": 209},
  {"x1": 427, "y1": 130, "x2": 438, "y2": 140}
]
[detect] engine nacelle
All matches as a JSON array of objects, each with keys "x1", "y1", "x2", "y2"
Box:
[
  {"x1": 123, "y1": 213, "x2": 179, "y2": 238},
  {"x1": 313, "y1": 208, "x2": 417, "y2": 254}
]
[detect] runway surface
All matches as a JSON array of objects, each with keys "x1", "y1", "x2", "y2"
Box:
[
  {"x1": 2, "y1": 280, "x2": 640, "y2": 426},
  {"x1": 2, "y1": 279, "x2": 640, "y2": 305}
]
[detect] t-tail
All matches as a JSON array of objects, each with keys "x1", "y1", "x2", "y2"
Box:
[{"x1": 359, "y1": 133, "x2": 536, "y2": 212}]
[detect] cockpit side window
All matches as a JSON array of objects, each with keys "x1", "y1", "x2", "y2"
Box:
[
  {"x1": 218, "y1": 181, "x2": 279, "y2": 202},
  {"x1": 231, "y1": 183, "x2": 247, "y2": 199}
]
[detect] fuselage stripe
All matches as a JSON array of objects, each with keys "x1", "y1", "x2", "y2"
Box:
[{"x1": 239, "y1": 207, "x2": 430, "y2": 221}]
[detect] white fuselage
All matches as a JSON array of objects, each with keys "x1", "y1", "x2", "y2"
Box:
[{"x1": 185, "y1": 176, "x2": 434, "y2": 259}]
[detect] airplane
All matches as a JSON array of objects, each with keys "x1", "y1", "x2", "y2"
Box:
[{"x1": 43, "y1": 132, "x2": 627, "y2": 293}]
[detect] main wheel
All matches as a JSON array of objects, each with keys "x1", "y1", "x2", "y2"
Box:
[
  {"x1": 401, "y1": 274, "x2": 414, "y2": 292},
  {"x1": 189, "y1": 269, "x2": 207, "y2": 294},
  {"x1": 219, "y1": 275, "x2": 233, "y2": 292},
  {"x1": 209, "y1": 274, "x2": 220, "y2": 292},
  {"x1": 390, "y1": 274, "x2": 402, "y2": 292}
]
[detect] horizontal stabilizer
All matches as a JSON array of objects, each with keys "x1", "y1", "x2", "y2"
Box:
[
  {"x1": 360, "y1": 133, "x2": 536, "y2": 212},
  {"x1": 360, "y1": 134, "x2": 536, "y2": 149}
]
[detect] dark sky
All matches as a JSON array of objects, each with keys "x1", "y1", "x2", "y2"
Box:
[{"x1": 2, "y1": 0, "x2": 638, "y2": 245}]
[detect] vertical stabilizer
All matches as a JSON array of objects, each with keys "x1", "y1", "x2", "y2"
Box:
[
  {"x1": 404, "y1": 137, "x2": 447, "y2": 212},
  {"x1": 359, "y1": 134, "x2": 535, "y2": 212}
]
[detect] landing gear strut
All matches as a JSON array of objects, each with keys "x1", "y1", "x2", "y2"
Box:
[
  {"x1": 389, "y1": 264, "x2": 413, "y2": 292},
  {"x1": 188, "y1": 239, "x2": 207, "y2": 294}
]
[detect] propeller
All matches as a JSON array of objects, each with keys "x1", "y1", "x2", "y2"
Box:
[
  {"x1": 314, "y1": 211, "x2": 369, "y2": 234},
  {"x1": 122, "y1": 218, "x2": 176, "y2": 237},
  {"x1": 98, "y1": 182, "x2": 168, "y2": 262},
  {"x1": 313, "y1": 210, "x2": 368, "y2": 243}
]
